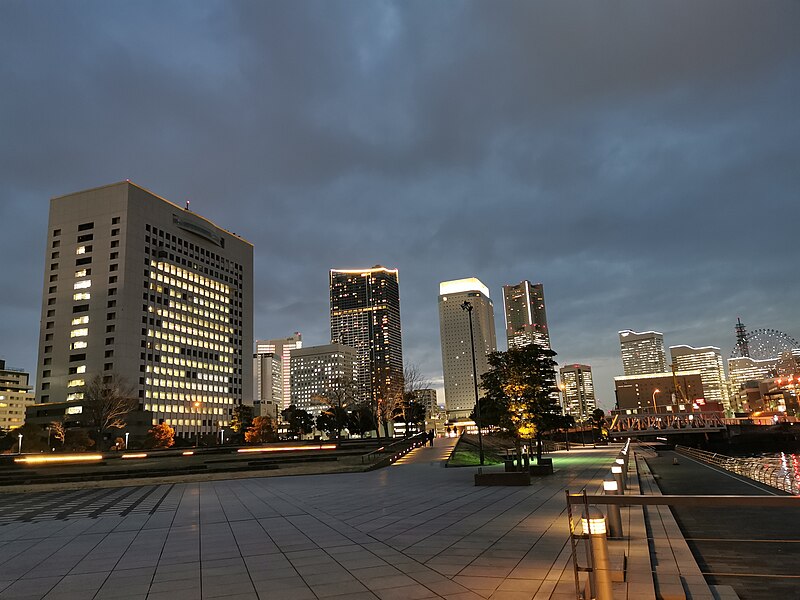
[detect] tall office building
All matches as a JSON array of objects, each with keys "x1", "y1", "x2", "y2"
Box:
[
  {"x1": 255, "y1": 333, "x2": 302, "y2": 409},
  {"x1": 559, "y1": 364, "x2": 596, "y2": 421},
  {"x1": 728, "y1": 356, "x2": 778, "y2": 397},
  {"x1": 0, "y1": 359, "x2": 35, "y2": 432},
  {"x1": 252, "y1": 350, "x2": 281, "y2": 418},
  {"x1": 502, "y1": 281, "x2": 550, "y2": 350},
  {"x1": 330, "y1": 267, "x2": 403, "y2": 405},
  {"x1": 670, "y1": 345, "x2": 730, "y2": 412},
  {"x1": 36, "y1": 181, "x2": 253, "y2": 439},
  {"x1": 439, "y1": 278, "x2": 497, "y2": 420},
  {"x1": 290, "y1": 344, "x2": 357, "y2": 417},
  {"x1": 619, "y1": 330, "x2": 667, "y2": 376}
]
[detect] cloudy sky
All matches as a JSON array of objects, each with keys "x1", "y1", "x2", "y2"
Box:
[{"x1": 1, "y1": 1, "x2": 799, "y2": 409}]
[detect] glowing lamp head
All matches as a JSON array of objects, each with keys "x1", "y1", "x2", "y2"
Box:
[
  {"x1": 615, "y1": 458, "x2": 625, "y2": 465},
  {"x1": 580, "y1": 508, "x2": 607, "y2": 535},
  {"x1": 611, "y1": 465, "x2": 623, "y2": 474},
  {"x1": 603, "y1": 479, "x2": 618, "y2": 492}
]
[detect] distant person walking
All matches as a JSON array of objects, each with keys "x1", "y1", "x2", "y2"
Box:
[{"x1": 428, "y1": 429, "x2": 435, "y2": 447}]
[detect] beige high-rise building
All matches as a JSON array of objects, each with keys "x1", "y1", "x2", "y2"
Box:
[
  {"x1": 438, "y1": 278, "x2": 497, "y2": 420},
  {"x1": 253, "y1": 350, "x2": 281, "y2": 419},
  {"x1": 36, "y1": 181, "x2": 253, "y2": 439},
  {"x1": 728, "y1": 356, "x2": 777, "y2": 398},
  {"x1": 256, "y1": 333, "x2": 302, "y2": 409},
  {"x1": 670, "y1": 345, "x2": 730, "y2": 412},
  {"x1": 559, "y1": 364, "x2": 596, "y2": 421},
  {"x1": 619, "y1": 330, "x2": 667, "y2": 376},
  {"x1": 0, "y1": 359, "x2": 35, "y2": 432}
]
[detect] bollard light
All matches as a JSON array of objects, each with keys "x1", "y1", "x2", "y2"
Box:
[
  {"x1": 611, "y1": 464, "x2": 626, "y2": 491},
  {"x1": 615, "y1": 458, "x2": 625, "y2": 465},
  {"x1": 581, "y1": 507, "x2": 614, "y2": 600},
  {"x1": 603, "y1": 477, "x2": 623, "y2": 538},
  {"x1": 581, "y1": 513, "x2": 607, "y2": 536}
]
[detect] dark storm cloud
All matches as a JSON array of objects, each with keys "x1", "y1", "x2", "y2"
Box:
[{"x1": 1, "y1": 0, "x2": 799, "y2": 405}]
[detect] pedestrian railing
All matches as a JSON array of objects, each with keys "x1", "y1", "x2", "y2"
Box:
[
  {"x1": 360, "y1": 431, "x2": 428, "y2": 468},
  {"x1": 675, "y1": 445, "x2": 800, "y2": 495}
]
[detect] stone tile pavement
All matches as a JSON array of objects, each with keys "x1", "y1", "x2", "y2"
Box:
[{"x1": 0, "y1": 441, "x2": 622, "y2": 600}]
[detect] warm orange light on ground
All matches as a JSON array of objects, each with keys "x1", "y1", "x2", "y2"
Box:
[
  {"x1": 14, "y1": 454, "x2": 103, "y2": 464},
  {"x1": 237, "y1": 444, "x2": 337, "y2": 453}
]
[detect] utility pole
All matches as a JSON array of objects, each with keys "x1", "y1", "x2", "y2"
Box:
[{"x1": 461, "y1": 300, "x2": 484, "y2": 466}]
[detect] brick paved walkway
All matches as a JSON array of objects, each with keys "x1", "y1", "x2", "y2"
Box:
[{"x1": 0, "y1": 444, "x2": 619, "y2": 600}]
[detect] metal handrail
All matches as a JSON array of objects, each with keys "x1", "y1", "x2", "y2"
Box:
[
  {"x1": 360, "y1": 431, "x2": 427, "y2": 465},
  {"x1": 675, "y1": 445, "x2": 799, "y2": 495}
]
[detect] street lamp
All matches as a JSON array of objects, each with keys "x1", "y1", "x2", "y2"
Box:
[
  {"x1": 652, "y1": 389, "x2": 661, "y2": 414},
  {"x1": 17, "y1": 433, "x2": 23, "y2": 455},
  {"x1": 193, "y1": 401, "x2": 202, "y2": 447},
  {"x1": 461, "y1": 300, "x2": 484, "y2": 466},
  {"x1": 558, "y1": 382, "x2": 570, "y2": 451},
  {"x1": 124, "y1": 432, "x2": 130, "y2": 450}
]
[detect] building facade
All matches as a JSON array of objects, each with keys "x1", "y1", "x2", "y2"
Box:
[
  {"x1": 255, "y1": 333, "x2": 302, "y2": 410},
  {"x1": 35, "y1": 181, "x2": 253, "y2": 439},
  {"x1": 438, "y1": 278, "x2": 497, "y2": 420},
  {"x1": 619, "y1": 330, "x2": 667, "y2": 376},
  {"x1": 670, "y1": 345, "x2": 730, "y2": 412},
  {"x1": 289, "y1": 344, "x2": 357, "y2": 417},
  {"x1": 0, "y1": 360, "x2": 35, "y2": 432},
  {"x1": 502, "y1": 280, "x2": 550, "y2": 350},
  {"x1": 412, "y1": 388, "x2": 439, "y2": 417},
  {"x1": 329, "y1": 267, "x2": 403, "y2": 405},
  {"x1": 614, "y1": 370, "x2": 705, "y2": 413},
  {"x1": 253, "y1": 350, "x2": 282, "y2": 420},
  {"x1": 559, "y1": 364, "x2": 596, "y2": 421}
]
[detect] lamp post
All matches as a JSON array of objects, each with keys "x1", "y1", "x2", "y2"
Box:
[
  {"x1": 124, "y1": 432, "x2": 130, "y2": 450},
  {"x1": 193, "y1": 401, "x2": 202, "y2": 447},
  {"x1": 17, "y1": 433, "x2": 23, "y2": 455},
  {"x1": 652, "y1": 388, "x2": 661, "y2": 414},
  {"x1": 461, "y1": 300, "x2": 484, "y2": 466},
  {"x1": 558, "y1": 382, "x2": 570, "y2": 451}
]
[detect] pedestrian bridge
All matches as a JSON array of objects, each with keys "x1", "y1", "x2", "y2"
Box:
[{"x1": 609, "y1": 411, "x2": 727, "y2": 438}]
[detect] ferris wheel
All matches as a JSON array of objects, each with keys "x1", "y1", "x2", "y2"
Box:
[{"x1": 731, "y1": 328, "x2": 799, "y2": 360}]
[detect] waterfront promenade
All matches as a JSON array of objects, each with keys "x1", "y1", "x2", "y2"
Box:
[
  {"x1": 0, "y1": 441, "x2": 621, "y2": 600},
  {"x1": 646, "y1": 450, "x2": 800, "y2": 600}
]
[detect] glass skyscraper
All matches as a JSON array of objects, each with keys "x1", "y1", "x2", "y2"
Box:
[
  {"x1": 502, "y1": 280, "x2": 550, "y2": 350},
  {"x1": 329, "y1": 266, "x2": 403, "y2": 405}
]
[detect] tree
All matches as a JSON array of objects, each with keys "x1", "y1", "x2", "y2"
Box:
[
  {"x1": 64, "y1": 428, "x2": 95, "y2": 452},
  {"x1": 591, "y1": 408, "x2": 608, "y2": 442},
  {"x1": 146, "y1": 423, "x2": 175, "y2": 448},
  {"x1": 83, "y1": 375, "x2": 138, "y2": 450},
  {"x1": 480, "y1": 343, "x2": 562, "y2": 465},
  {"x1": 281, "y1": 404, "x2": 314, "y2": 439},
  {"x1": 230, "y1": 404, "x2": 254, "y2": 434},
  {"x1": 245, "y1": 415, "x2": 277, "y2": 443},
  {"x1": 316, "y1": 407, "x2": 348, "y2": 439},
  {"x1": 315, "y1": 376, "x2": 358, "y2": 439},
  {"x1": 392, "y1": 364, "x2": 430, "y2": 436},
  {"x1": 49, "y1": 420, "x2": 66, "y2": 448},
  {"x1": 1, "y1": 424, "x2": 48, "y2": 453},
  {"x1": 347, "y1": 403, "x2": 376, "y2": 438}
]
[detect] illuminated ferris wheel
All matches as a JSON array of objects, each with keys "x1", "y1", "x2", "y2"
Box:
[{"x1": 731, "y1": 327, "x2": 799, "y2": 361}]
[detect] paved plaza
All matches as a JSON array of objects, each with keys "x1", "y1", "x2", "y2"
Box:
[{"x1": 0, "y1": 441, "x2": 619, "y2": 600}]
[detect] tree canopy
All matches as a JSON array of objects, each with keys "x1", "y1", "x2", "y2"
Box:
[{"x1": 479, "y1": 343, "x2": 568, "y2": 461}]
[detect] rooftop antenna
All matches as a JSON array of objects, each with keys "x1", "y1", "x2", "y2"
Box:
[{"x1": 735, "y1": 317, "x2": 750, "y2": 358}]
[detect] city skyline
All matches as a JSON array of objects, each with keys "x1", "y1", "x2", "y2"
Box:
[{"x1": 1, "y1": 2, "x2": 799, "y2": 410}]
